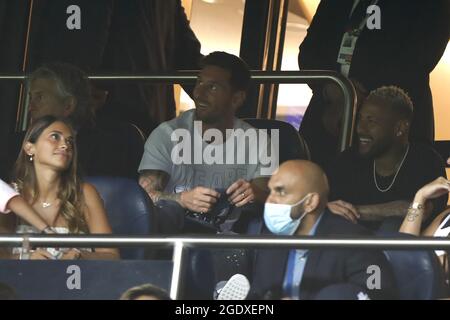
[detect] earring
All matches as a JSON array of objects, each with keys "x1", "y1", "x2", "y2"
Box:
[{"x1": 29, "y1": 154, "x2": 34, "y2": 162}]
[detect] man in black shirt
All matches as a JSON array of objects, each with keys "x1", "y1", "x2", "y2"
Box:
[{"x1": 328, "y1": 86, "x2": 447, "y2": 231}]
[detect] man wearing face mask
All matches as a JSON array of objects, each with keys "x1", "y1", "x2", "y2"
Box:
[{"x1": 249, "y1": 160, "x2": 396, "y2": 300}]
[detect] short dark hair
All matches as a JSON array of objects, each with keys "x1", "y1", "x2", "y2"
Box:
[
  {"x1": 364, "y1": 86, "x2": 413, "y2": 121},
  {"x1": 120, "y1": 283, "x2": 171, "y2": 300},
  {"x1": 200, "y1": 51, "x2": 251, "y2": 91},
  {"x1": 29, "y1": 62, "x2": 93, "y2": 128}
]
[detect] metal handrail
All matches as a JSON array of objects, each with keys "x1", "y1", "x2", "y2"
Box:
[
  {"x1": 1, "y1": 235, "x2": 450, "y2": 249},
  {"x1": 0, "y1": 70, "x2": 357, "y2": 151},
  {"x1": 1, "y1": 235, "x2": 449, "y2": 299}
]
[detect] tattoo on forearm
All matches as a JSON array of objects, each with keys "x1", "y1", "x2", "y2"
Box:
[
  {"x1": 358, "y1": 201, "x2": 411, "y2": 221},
  {"x1": 140, "y1": 170, "x2": 167, "y2": 190},
  {"x1": 406, "y1": 208, "x2": 420, "y2": 222},
  {"x1": 406, "y1": 213, "x2": 419, "y2": 222},
  {"x1": 139, "y1": 170, "x2": 173, "y2": 203},
  {"x1": 139, "y1": 170, "x2": 169, "y2": 201},
  {"x1": 156, "y1": 192, "x2": 181, "y2": 203}
]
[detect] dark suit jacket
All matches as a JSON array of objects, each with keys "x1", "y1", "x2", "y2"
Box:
[
  {"x1": 250, "y1": 211, "x2": 397, "y2": 300},
  {"x1": 299, "y1": 0, "x2": 450, "y2": 144},
  {"x1": 27, "y1": 0, "x2": 202, "y2": 134}
]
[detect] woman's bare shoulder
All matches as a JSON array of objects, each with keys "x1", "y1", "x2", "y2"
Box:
[{"x1": 81, "y1": 183, "x2": 101, "y2": 199}]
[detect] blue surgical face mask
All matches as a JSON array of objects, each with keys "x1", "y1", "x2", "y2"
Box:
[{"x1": 263, "y1": 194, "x2": 310, "y2": 235}]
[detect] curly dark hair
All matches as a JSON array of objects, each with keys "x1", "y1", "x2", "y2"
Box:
[{"x1": 364, "y1": 85, "x2": 414, "y2": 121}]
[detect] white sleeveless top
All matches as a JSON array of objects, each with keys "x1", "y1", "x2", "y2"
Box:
[
  {"x1": 13, "y1": 224, "x2": 92, "y2": 258},
  {"x1": 10, "y1": 183, "x2": 92, "y2": 258},
  {"x1": 434, "y1": 214, "x2": 450, "y2": 257}
]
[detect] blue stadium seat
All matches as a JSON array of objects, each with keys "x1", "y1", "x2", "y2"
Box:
[
  {"x1": 85, "y1": 176, "x2": 153, "y2": 259},
  {"x1": 378, "y1": 232, "x2": 448, "y2": 299},
  {"x1": 0, "y1": 260, "x2": 172, "y2": 299},
  {"x1": 182, "y1": 249, "x2": 216, "y2": 300}
]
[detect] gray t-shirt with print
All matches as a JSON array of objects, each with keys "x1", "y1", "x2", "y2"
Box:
[{"x1": 138, "y1": 109, "x2": 277, "y2": 193}]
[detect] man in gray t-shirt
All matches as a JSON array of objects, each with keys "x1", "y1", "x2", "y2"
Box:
[{"x1": 138, "y1": 52, "x2": 277, "y2": 233}]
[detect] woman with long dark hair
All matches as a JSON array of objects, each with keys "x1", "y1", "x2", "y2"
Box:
[{"x1": 0, "y1": 115, "x2": 118, "y2": 260}]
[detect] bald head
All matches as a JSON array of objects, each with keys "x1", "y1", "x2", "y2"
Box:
[{"x1": 268, "y1": 160, "x2": 329, "y2": 211}]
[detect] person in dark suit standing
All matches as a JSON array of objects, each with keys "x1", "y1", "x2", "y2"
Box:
[
  {"x1": 0, "y1": 0, "x2": 203, "y2": 180},
  {"x1": 27, "y1": 0, "x2": 203, "y2": 135},
  {"x1": 298, "y1": 0, "x2": 450, "y2": 165},
  {"x1": 250, "y1": 160, "x2": 396, "y2": 299}
]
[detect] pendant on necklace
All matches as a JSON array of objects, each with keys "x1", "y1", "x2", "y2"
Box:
[{"x1": 42, "y1": 202, "x2": 52, "y2": 208}]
